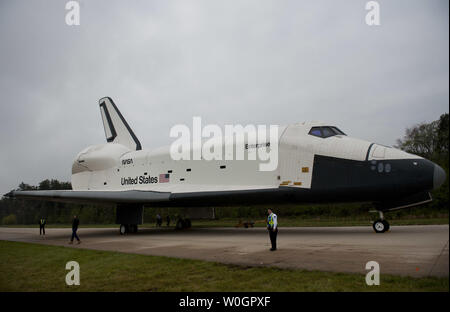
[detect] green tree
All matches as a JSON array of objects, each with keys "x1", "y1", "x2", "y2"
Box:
[
  {"x1": 18, "y1": 182, "x2": 36, "y2": 191},
  {"x1": 2, "y1": 214, "x2": 17, "y2": 225},
  {"x1": 395, "y1": 120, "x2": 439, "y2": 159},
  {"x1": 436, "y1": 113, "x2": 449, "y2": 157},
  {"x1": 395, "y1": 113, "x2": 449, "y2": 211},
  {"x1": 396, "y1": 113, "x2": 449, "y2": 161}
]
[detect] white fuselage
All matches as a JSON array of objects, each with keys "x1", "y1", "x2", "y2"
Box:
[{"x1": 71, "y1": 122, "x2": 418, "y2": 194}]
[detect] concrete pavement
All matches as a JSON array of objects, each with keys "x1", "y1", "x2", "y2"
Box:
[{"x1": 0, "y1": 225, "x2": 448, "y2": 277}]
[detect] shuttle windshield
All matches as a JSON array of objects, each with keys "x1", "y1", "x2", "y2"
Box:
[{"x1": 309, "y1": 126, "x2": 346, "y2": 138}]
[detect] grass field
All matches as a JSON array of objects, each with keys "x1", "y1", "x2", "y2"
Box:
[
  {"x1": 0, "y1": 240, "x2": 448, "y2": 292},
  {"x1": 1, "y1": 215, "x2": 448, "y2": 229}
]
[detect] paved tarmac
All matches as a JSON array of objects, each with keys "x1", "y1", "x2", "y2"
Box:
[{"x1": 0, "y1": 225, "x2": 448, "y2": 277}]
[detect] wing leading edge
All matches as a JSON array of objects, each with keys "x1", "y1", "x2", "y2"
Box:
[
  {"x1": 3, "y1": 187, "x2": 289, "y2": 206},
  {"x1": 4, "y1": 190, "x2": 171, "y2": 205}
]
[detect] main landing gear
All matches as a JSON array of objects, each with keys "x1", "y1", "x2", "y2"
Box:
[
  {"x1": 119, "y1": 224, "x2": 138, "y2": 235},
  {"x1": 372, "y1": 210, "x2": 390, "y2": 233},
  {"x1": 116, "y1": 204, "x2": 143, "y2": 235},
  {"x1": 175, "y1": 218, "x2": 191, "y2": 230}
]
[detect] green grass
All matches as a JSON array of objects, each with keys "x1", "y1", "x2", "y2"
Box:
[
  {"x1": 0, "y1": 240, "x2": 447, "y2": 292},
  {"x1": 1, "y1": 215, "x2": 448, "y2": 229}
]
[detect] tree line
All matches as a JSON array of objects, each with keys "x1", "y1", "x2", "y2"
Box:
[
  {"x1": 1, "y1": 114, "x2": 448, "y2": 225},
  {"x1": 0, "y1": 179, "x2": 116, "y2": 225},
  {"x1": 395, "y1": 113, "x2": 449, "y2": 211}
]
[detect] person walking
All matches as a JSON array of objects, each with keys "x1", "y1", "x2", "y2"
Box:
[
  {"x1": 267, "y1": 209, "x2": 278, "y2": 251},
  {"x1": 69, "y1": 215, "x2": 81, "y2": 244},
  {"x1": 39, "y1": 217, "x2": 46, "y2": 239},
  {"x1": 156, "y1": 213, "x2": 162, "y2": 227}
]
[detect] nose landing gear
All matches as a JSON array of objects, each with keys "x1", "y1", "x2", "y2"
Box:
[
  {"x1": 175, "y1": 218, "x2": 192, "y2": 230},
  {"x1": 372, "y1": 210, "x2": 390, "y2": 233},
  {"x1": 119, "y1": 224, "x2": 138, "y2": 235}
]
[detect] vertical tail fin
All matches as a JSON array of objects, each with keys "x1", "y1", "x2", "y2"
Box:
[{"x1": 99, "y1": 97, "x2": 142, "y2": 151}]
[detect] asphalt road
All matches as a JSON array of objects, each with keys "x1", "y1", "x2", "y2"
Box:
[{"x1": 0, "y1": 225, "x2": 448, "y2": 277}]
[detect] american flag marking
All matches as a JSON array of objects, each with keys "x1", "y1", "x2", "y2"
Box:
[{"x1": 159, "y1": 173, "x2": 170, "y2": 183}]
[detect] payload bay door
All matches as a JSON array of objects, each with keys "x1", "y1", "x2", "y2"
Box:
[{"x1": 279, "y1": 146, "x2": 314, "y2": 188}]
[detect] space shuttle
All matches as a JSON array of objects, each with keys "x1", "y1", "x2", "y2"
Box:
[{"x1": 5, "y1": 97, "x2": 446, "y2": 234}]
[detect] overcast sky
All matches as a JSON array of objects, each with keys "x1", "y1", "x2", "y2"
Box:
[{"x1": 0, "y1": 0, "x2": 448, "y2": 193}]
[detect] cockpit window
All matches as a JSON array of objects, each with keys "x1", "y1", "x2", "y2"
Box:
[
  {"x1": 308, "y1": 126, "x2": 346, "y2": 138},
  {"x1": 331, "y1": 126, "x2": 346, "y2": 135},
  {"x1": 309, "y1": 127, "x2": 322, "y2": 137},
  {"x1": 321, "y1": 127, "x2": 335, "y2": 138}
]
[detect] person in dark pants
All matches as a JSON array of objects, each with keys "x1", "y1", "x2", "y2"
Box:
[
  {"x1": 39, "y1": 217, "x2": 46, "y2": 238},
  {"x1": 156, "y1": 214, "x2": 162, "y2": 227},
  {"x1": 267, "y1": 209, "x2": 278, "y2": 251},
  {"x1": 166, "y1": 215, "x2": 171, "y2": 227},
  {"x1": 69, "y1": 215, "x2": 81, "y2": 244}
]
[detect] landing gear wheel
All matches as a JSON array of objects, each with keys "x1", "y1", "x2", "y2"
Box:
[
  {"x1": 129, "y1": 224, "x2": 138, "y2": 233},
  {"x1": 373, "y1": 219, "x2": 387, "y2": 233},
  {"x1": 382, "y1": 220, "x2": 390, "y2": 232},
  {"x1": 175, "y1": 218, "x2": 191, "y2": 229},
  {"x1": 119, "y1": 224, "x2": 127, "y2": 235},
  {"x1": 176, "y1": 219, "x2": 184, "y2": 230}
]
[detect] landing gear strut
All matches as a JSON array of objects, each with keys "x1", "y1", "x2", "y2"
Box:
[
  {"x1": 372, "y1": 210, "x2": 390, "y2": 233},
  {"x1": 116, "y1": 204, "x2": 143, "y2": 235}
]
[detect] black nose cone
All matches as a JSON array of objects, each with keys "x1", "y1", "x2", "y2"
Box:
[{"x1": 433, "y1": 164, "x2": 446, "y2": 190}]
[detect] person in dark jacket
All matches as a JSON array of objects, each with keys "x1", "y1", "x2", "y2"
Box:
[
  {"x1": 69, "y1": 215, "x2": 81, "y2": 244},
  {"x1": 166, "y1": 215, "x2": 171, "y2": 227},
  {"x1": 39, "y1": 217, "x2": 46, "y2": 238},
  {"x1": 156, "y1": 214, "x2": 162, "y2": 227}
]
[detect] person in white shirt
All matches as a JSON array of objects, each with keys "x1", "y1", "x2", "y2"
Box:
[{"x1": 267, "y1": 209, "x2": 278, "y2": 251}]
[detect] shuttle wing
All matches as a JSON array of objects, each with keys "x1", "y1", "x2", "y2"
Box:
[
  {"x1": 4, "y1": 190, "x2": 171, "y2": 205},
  {"x1": 4, "y1": 186, "x2": 287, "y2": 206}
]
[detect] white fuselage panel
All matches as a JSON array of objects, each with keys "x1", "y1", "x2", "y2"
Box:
[{"x1": 71, "y1": 122, "x2": 420, "y2": 193}]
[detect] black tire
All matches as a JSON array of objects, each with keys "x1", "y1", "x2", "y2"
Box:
[
  {"x1": 119, "y1": 224, "x2": 127, "y2": 235},
  {"x1": 382, "y1": 220, "x2": 390, "y2": 232},
  {"x1": 373, "y1": 219, "x2": 386, "y2": 233}
]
